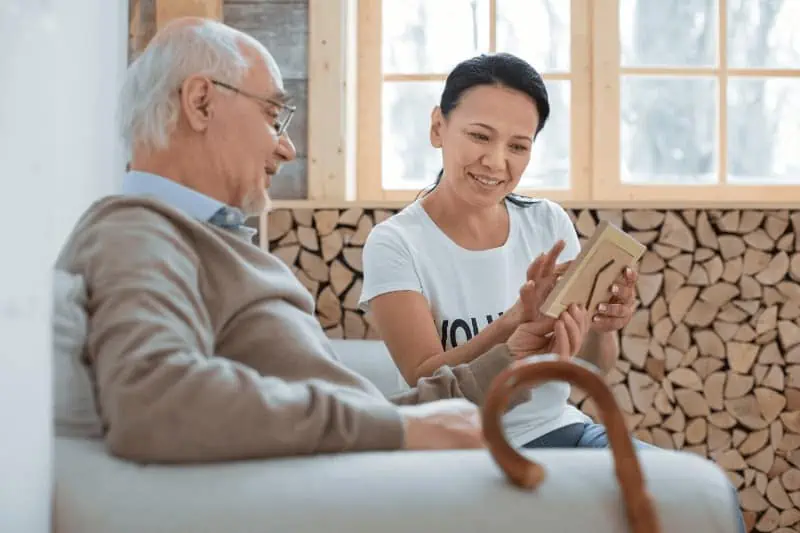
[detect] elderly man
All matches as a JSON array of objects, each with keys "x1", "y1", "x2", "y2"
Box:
[{"x1": 54, "y1": 18, "x2": 588, "y2": 463}]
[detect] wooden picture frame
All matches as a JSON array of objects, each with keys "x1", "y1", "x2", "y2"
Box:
[{"x1": 540, "y1": 220, "x2": 646, "y2": 319}]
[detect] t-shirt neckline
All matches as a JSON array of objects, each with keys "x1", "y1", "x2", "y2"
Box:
[{"x1": 411, "y1": 199, "x2": 518, "y2": 257}]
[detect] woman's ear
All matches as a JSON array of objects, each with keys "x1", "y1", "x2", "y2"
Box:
[{"x1": 429, "y1": 106, "x2": 444, "y2": 148}]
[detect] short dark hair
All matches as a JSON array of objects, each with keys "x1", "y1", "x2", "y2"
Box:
[{"x1": 421, "y1": 52, "x2": 550, "y2": 207}]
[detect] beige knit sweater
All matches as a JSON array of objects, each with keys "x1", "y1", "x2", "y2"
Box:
[{"x1": 55, "y1": 197, "x2": 515, "y2": 463}]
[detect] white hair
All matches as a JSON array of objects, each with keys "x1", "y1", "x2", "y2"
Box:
[{"x1": 118, "y1": 20, "x2": 258, "y2": 157}]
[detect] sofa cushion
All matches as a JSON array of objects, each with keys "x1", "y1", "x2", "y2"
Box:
[
  {"x1": 52, "y1": 270, "x2": 102, "y2": 438},
  {"x1": 54, "y1": 437, "x2": 740, "y2": 533}
]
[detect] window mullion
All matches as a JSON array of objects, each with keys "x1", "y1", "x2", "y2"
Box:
[
  {"x1": 590, "y1": 0, "x2": 622, "y2": 202},
  {"x1": 719, "y1": 0, "x2": 729, "y2": 185},
  {"x1": 570, "y1": 0, "x2": 593, "y2": 202}
]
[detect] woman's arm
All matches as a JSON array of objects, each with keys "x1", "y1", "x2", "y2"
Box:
[
  {"x1": 577, "y1": 329, "x2": 619, "y2": 374},
  {"x1": 368, "y1": 290, "x2": 519, "y2": 385},
  {"x1": 360, "y1": 222, "x2": 527, "y2": 386}
]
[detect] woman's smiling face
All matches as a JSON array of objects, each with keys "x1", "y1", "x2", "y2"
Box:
[{"x1": 430, "y1": 83, "x2": 539, "y2": 207}]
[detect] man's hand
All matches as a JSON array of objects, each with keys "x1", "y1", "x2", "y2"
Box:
[
  {"x1": 591, "y1": 266, "x2": 638, "y2": 333},
  {"x1": 399, "y1": 399, "x2": 485, "y2": 450}
]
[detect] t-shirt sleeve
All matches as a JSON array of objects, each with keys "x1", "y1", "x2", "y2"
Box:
[
  {"x1": 358, "y1": 223, "x2": 423, "y2": 311},
  {"x1": 548, "y1": 200, "x2": 582, "y2": 263}
]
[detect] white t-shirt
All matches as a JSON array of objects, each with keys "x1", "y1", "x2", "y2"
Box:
[{"x1": 358, "y1": 197, "x2": 592, "y2": 447}]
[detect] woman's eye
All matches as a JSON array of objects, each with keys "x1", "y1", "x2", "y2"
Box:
[
  {"x1": 510, "y1": 144, "x2": 529, "y2": 153},
  {"x1": 469, "y1": 132, "x2": 489, "y2": 141}
]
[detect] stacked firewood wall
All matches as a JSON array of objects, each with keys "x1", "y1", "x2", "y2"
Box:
[{"x1": 267, "y1": 207, "x2": 800, "y2": 532}]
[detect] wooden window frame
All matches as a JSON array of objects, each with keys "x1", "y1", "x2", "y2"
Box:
[
  {"x1": 301, "y1": 0, "x2": 800, "y2": 211},
  {"x1": 355, "y1": 0, "x2": 592, "y2": 205},
  {"x1": 592, "y1": 0, "x2": 800, "y2": 206}
]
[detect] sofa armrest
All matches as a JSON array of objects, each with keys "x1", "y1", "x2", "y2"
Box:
[{"x1": 55, "y1": 437, "x2": 738, "y2": 533}]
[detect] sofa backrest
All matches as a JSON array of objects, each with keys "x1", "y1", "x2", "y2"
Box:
[
  {"x1": 328, "y1": 339, "x2": 410, "y2": 397},
  {"x1": 53, "y1": 270, "x2": 103, "y2": 439},
  {"x1": 52, "y1": 271, "x2": 411, "y2": 441}
]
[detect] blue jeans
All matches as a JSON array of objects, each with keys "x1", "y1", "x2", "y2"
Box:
[
  {"x1": 523, "y1": 423, "x2": 745, "y2": 533},
  {"x1": 523, "y1": 421, "x2": 639, "y2": 448}
]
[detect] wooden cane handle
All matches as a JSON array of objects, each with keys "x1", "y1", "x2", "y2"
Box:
[{"x1": 482, "y1": 355, "x2": 661, "y2": 533}]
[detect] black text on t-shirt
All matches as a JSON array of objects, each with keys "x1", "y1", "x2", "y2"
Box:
[{"x1": 440, "y1": 312, "x2": 504, "y2": 349}]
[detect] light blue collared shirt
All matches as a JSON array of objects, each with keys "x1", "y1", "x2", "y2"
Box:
[{"x1": 122, "y1": 171, "x2": 257, "y2": 238}]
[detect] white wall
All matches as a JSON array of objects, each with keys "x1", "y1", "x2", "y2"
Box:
[{"x1": 0, "y1": 1, "x2": 127, "y2": 531}]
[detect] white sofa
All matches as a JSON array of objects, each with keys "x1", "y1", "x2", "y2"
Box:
[
  {"x1": 52, "y1": 274, "x2": 741, "y2": 533},
  {"x1": 54, "y1": 339, "x2": 742, "y2": 532}
]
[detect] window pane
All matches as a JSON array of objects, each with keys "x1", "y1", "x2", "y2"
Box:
[
  {"x1": 728, "y1": 78, "x2": 800, "y2": 184},
  {"x1": 621, "y1": 77, "x2": 718, "y2": 185},
  {"x1": 518, "y1": 80, "x2": 570, "y2": 189},
  {"x1": 727, "y1": 0, "x2": 800, "y2": 69},
  {"x1": 382, "y1": 81, "x2": 445, "y2": 190},
  {"x1": 496, "y1": 0, "x2": 570, "y2": 72},
  {"x1": 383, "y1": 0, "x2": 490, "y2": 74},
  {"x1": 620, "y1": 0, "x2": 717, "y2": 67}
]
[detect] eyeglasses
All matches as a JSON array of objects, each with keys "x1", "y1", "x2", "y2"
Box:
[{"x1": 211, "y1": 80, "x2": 296, "y2": 136}]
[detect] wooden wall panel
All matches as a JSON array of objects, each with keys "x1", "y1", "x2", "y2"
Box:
[
  {"x1": 224, "y1": 1, "x2": 308, "y2": 80},
  {"x1": 128, "y1": 0, "x2": 156, "y2": 60},
  {"x1": 155, "y1": 0, "x2": 224, "y2": 29},
  {"x1": 264, "y1": 206, "x2": 800, "y2": 531},
  {"x1": 225, "y1": 0, "x2": 309, "y2": 198}
]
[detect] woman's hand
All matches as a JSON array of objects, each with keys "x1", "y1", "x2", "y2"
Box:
[
  {"x1": 591, "y1": 266, "x2": 638, "y2": 333},
  {"x1": 504, "y1": 240, "x2": 572, "y2": 329},
  {"x1": 504, "y1": 245, "x2": 590, "y2": 360},
  {"x1": 507, "y1": 299, "x2": 590, "y2": 360}
]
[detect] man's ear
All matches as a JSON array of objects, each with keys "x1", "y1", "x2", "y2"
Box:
[
  {"x1": 430, "y1": 106, "x2": 444, "y2": 148},
  {"x1": 180, "y1": 75, "x2": 214, "y2": 132}
]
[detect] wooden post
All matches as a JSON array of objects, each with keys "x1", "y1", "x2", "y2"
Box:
[
  {"x1": 307, "y1": 0, "x2": 350, "y2": 202},
  {"x1": 155, "y1": 0, "x2": 223, "y2": 30},
  {"x1": 259, "y1": 211, "x2": 269, "y2": 251}
]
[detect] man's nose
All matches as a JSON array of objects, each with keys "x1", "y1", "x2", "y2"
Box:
[{"x1": 276, "y1": 132, "x2": 297, "y2": 162}]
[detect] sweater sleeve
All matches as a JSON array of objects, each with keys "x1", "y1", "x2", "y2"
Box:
[
  {"x1": 74, "y1": 208, "x2": 404, "y2": 463},
  {"x1": 390, "y1": 344, "x2": 517, "y2": 407}
]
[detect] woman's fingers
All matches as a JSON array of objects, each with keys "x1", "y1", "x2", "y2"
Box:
[
  {"x1": 526, "y1": 254, "x2": 545, "y2": 281},
  {"x1": 552, "y1": 320, "x2": 569, "y2": 359},
  {"x1": 553, "y1": 260, "x2": 573, "y2": 278},
  {"x1": 541, "y1": 240, "x2": 565, "y2": 279},
  {"x1": 527, "y1": 240, "x2": 567, "y2": 282},
  {"x1": 518, "y1": 280, "x2": 537, "y2": 319},
  {"x1": 560, "y1": 308, "x2": 580, "y2": 354}
]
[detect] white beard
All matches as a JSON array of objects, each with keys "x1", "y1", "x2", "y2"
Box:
[{"x1": 241, "y1": 187, "x2": 270, "y2": 217}]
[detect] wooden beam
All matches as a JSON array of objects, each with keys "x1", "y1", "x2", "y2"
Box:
[
  {"x1": 307, "y1": 0, "x2": 351, "y2": 202},
  {"x1": 155, "y1": 0, "x2": 223, "y2": 30},
  {"x1": 128, "y1": 0, "x2": 156, "y2": 59},
  {"x1": 128, "y1": 0, "x2": 142, "y2": 60}
]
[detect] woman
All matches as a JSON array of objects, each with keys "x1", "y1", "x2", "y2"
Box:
[
  {"x1": 359, "y1": 52, "x2": 747, "y2": 533},
  {"x1": 359, "y1": 52, "x2": 639, "y2": 449}
]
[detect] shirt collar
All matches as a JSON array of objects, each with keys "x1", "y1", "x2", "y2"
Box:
[{"x1": 122, "y1": 171, "x2": 255, "y2": 236}]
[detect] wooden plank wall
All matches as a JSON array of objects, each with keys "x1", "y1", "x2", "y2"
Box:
[
  {"x1": 265, "y1": 205, "x2": 800, "y2": 533},
  {"x1": 225, "y1": 0, "x2": 309, "y2": 200}
]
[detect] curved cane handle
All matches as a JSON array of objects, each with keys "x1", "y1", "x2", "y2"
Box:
[{"x1": 482, "y1": 356, "x2": 661, "y2": 533}]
